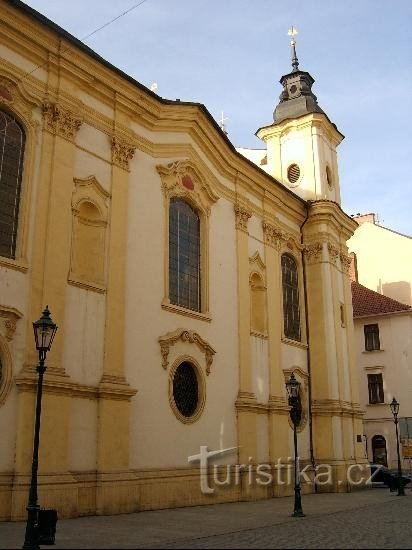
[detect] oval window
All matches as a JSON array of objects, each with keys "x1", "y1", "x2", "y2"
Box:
[
  {"x1": 172, "y1": 361, "x2": 200, "y2": 418},
  {"x1": 287, "y1": 164, "x2": 301, "y2": 185}
]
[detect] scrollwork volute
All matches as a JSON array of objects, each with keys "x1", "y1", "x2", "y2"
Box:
[{"x1": 158, "y1": 329, "x2": 216, "y2": 375}]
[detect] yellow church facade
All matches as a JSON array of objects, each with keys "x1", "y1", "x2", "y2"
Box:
[{"x1": 0, "y1": 0, "x2": 366, "y2": 521}]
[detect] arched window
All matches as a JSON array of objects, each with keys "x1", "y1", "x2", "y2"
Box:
[
  {"x1": 0, "y1": 109, "x2": 25, "y2": 259},
  {"x1": 169, "y1": 198, "x2": 201, "y2": 312},
  {"x1": 281, "y1": 254, "x2": 301, "y2": 341}
]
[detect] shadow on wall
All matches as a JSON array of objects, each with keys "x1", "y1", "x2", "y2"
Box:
[{"x1": 379, "y1": 281, "x2": 412, "y2": 307}]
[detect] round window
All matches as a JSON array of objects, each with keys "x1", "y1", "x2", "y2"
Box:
[
  {"x1": 287, "y1": 164, "x2": 301, "y2": 185},
  {"x1": 172, "y1": 361, "x2": 201, "y2": 420}
]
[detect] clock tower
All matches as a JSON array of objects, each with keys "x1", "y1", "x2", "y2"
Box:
[{"x1": 256, "y1": 29, "x2": 344, "y2": 203}]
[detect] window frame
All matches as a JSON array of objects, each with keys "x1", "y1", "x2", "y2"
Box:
[
  {"x1": 281, "y1": 253, "x2": 302, "y2": 342},
  {"x1": 168, "y1": 197, "x2": 201, "y2": 313},
  {"x1": 364, "y1": 323, "x2": 380, "y2": 351},
  {"x1": 0, "y1": 94, "x2": 38, "y2": 274},
  {"x1": 157, "y1": 161, "x2": 219, "y2": 322},
  {"x1": 367, "y1": 373, "x2": 384, "y2": 404},
  {"x1": 168, "y1": 356, "x2": 206, "y2": 424},
  {"x1": 0, "y1": 109, "x2": 25, "y2": 260}
]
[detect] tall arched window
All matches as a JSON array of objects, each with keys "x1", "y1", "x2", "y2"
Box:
[
  {"x1": 169, "y1": 198, "x2": 201, "y2": 312},
  {"x1": 0, "y1": 109, "x2": 25, "y2": 259},
  {"x1": 281, "y1": 254, "x2": 301, "y2": 341}
]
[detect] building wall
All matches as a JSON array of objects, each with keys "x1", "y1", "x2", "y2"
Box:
[
  {"x1": 348, "y1": 221, "x2": 412, "y2": 306},
  {"x1": 0, "y1": 0, "x2": 367, "y2": 521},
  {"x1": 354, "y1": 312, "x2": 412, "y2": 469}
]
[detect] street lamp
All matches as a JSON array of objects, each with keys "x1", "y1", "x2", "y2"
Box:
[
  {"x1": 286, "y1": 372, "x2": 305, "y2": 517},
  {"x1": 23, "y1": 306, "x2": 58, "y2": 550},
  {"x1": 389, "y1": 397, "x2": 405, "y2": 496}
]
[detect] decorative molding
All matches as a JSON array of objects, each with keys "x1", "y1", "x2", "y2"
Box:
[
  {"x1": 158, "y1": 328, "x2": 216, "y2": 375},
  {"x1": 312, "y1": 399, "x2": 364, "y2": 419},
  {"x1": 0, "y1": 78, "x2": 15, "y2": 105},
  {"x1": 249, "y1": 251, "x2": 266, "y2": 274},
  {"x1": 42, "y1": 102, "x2": 82, "y2": 141},
  {"x1": 111, "y1": 136, "x2": 136, "y2": 171},
  {"x1": 234, "y1": 203, "x2": 252, "y2": 232},
  {"x1": 157, "y1": 159, "x2": 219, "y2": 215},
  {"x1": 303, "y1": 241, "x2": 323, "y2": 264},
  {"x1": 14, "y1": 369, "x2": 137, "y2": 401},
  {"x1": 73, "y1": 175, "x2": 110, "y2": 202},
  {"x1": 0, "y1": 305, "x2": 23, "y2": 342},
  {"x1": 161, "y1": 301, "x2": 211, "y2": 322}
]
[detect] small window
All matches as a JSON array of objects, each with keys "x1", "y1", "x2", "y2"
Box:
[
  {"x1": 281, "y1": 254, "x2": 301, "y2": 341},
  {"x1": 368, "y1": 373, "x2": 384, "y2": 404},
  {"x1": 171, "y1": 361, "x2": 203, "y2": 422},
  {"x1": 169, "y1": 198, "x2": 201, "y2": 312},
  {"x1": 364, "y1": 324, "x2": 380, "y2": 351}
]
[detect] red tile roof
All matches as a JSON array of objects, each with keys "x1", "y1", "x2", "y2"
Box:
[{"x1": 351, "y1": 281, "x2": 411, "y2": 317}]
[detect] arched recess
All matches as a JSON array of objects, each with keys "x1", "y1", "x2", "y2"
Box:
[
  {"x1": 372, "y1": 435, "x2": 388, "y2": 466},
  {"x1": 69, "y1": 176, "x2": 110, "y2": 291},
  {"x1": 249, "y1": 252, "x2": 267, "y2": 336}
]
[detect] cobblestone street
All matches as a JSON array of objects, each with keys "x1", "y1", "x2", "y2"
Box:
[{"x1": 1, "y1": 489, "x2": 411, "y2": 549}]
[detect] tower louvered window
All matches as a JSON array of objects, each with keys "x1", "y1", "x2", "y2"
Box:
[
  {"x1": 0, "y1": 109, "x2": 25, "y2": 259},
  {"x1": 169, "y1": 198, "x2": 201, "y2": 312},
  {"x1": 281, "y1": 254, "x2": 301, "y2": 341}
]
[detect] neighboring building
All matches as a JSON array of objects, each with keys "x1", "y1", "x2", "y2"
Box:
[
  {"x1": 351, "y1": 281, "x2": 412, "y2": 470},
  {"x1": 348, "y1": 213, "x2": 412, "y2": 306},
  {"x1": 0, "y1": 0, "x2": 367, "y2": 521}
]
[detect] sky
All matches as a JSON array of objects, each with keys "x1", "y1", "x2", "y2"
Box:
[{"x1": 22, "y1": 0, "x2": 412, "y2": 235}]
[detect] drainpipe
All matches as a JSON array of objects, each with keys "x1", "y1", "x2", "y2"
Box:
[{"x1": 300, "y1": 200, "x2": 317, "y2": 491}]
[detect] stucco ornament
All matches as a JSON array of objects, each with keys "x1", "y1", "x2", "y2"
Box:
[
  {"x1": 111, "y1": 136, "x2": 136, "y2": 171},
  {"x1": 234, "y1": 203, "x2": 252, "y2": 232},
  {"x1": 156, "y1": 159, "x2": 219, "y2": 216},
  {"x1": 42, "y1": 102, "x2": 82, "y2": 140},
  {"x1": 158, "y1": 328, "x2": 216, "y2": 375},
  {"x1": 303, "y1": 241, "x2": 323, "y2": 263}
]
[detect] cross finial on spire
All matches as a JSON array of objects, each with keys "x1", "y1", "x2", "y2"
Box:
[{"x1": 287, "y1": 26, "x2": 299, "y2": 72}]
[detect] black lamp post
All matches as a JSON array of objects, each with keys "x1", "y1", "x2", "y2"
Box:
[
  {"x1": 389, "y1": 397, "x2": 405, "y2": 496},
  {"x1": 286, "y1": 372, "x2": 305, "y2": 517},
  {"x1": 23, "y1": 306, "x2": 58, "y2": 550}
]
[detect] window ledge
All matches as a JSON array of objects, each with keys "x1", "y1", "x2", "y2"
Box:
[
  {"x1": 362, "y1": 349, "x2": 384, "y2": 353},
  {"x1": 0, "y1": 256, "x2": 28, "y2": 273},
  {"x1": 281, "y1": 337, "x2": 308, "y2": 349},
  {"x1": 366, "y1": 402, "x2": 387, "y2": 407},
  {"x1": 68, "y1": 278, "x2": 106, "y2": 294},
  {"x1": 161, "y1": 301, "x2": 211, "y2": 322},
  {"x1": 250, "y1": 330, "x2": 268, "y2": 339}
]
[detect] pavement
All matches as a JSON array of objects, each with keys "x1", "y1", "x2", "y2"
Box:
[{"x1": 1, "y1": 488, "x2": 411, "y2": 549}]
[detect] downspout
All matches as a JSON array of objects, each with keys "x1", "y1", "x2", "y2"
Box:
[{"x1": 300, "y1": 200, "x2": 317, "y2": 491}]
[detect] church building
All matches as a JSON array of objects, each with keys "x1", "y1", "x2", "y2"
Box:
[{"x1": 0, "y1": 0, "x2": 367, "y2": 520}]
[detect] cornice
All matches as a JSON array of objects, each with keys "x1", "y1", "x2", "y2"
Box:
[
  {"x1": 14, "y1": 369, "x2": 137, "y2": 401},
  {"x1": 0, "y1": 0, "x2": 308, "y2": 227}
]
